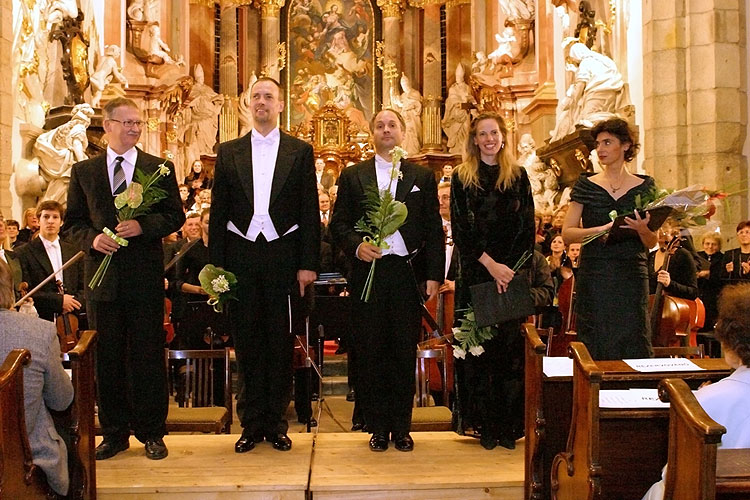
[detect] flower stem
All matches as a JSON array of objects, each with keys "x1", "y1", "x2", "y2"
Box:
[{"x1": 361, "y1": 259, "x2": 377, "y2": 303}]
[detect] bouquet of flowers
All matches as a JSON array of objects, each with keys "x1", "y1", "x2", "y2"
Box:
[
  {"x1": 198, "y1": 264, "x2": 238, "y2": 312},
  {"x1": 354, "y1": 146, "x2": 409, "y2": 302},
  {"x1": 89, "y1": 154, "x2": 173, "y2": 289},
  {"x1": 582, "y1": 185, "x2": 728, "y2": 246}
]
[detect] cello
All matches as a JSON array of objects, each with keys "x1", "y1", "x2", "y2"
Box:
[
  {"x1": 547, "y1": 253, "x2": 578, "y2": 357},
  {"x1": 649, "y1": 237, "x2": 695, "y2": 347}
]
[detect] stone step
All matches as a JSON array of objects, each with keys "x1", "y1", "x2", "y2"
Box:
[
  {"x1": 321, "y1": 375, "x2": 349, "y2": 396},
  {"x1": 322, "y1": 356, "x2": 348, "y2": 377}
]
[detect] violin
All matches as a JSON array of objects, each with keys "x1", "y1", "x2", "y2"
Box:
[
  {"x1": 649, "y1": 237, "x2": 695, "y2": 347},
  {"x1": 54, "y1": 280, "x2": 79, "y2": 353}
]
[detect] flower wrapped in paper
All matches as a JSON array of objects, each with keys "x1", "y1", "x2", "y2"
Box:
[{"x1": 199, "y1": 264, "x2": 238, "y2": 312}]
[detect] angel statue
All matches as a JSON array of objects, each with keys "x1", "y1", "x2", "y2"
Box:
[{"x1": 90, "y1": 45, "x2": 129, "y2": 107}]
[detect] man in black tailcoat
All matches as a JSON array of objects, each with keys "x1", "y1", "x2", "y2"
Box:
[
  {"x1": 64, "y1": 97, "x2": 184, "y2": 460},
  {"x1": 330, "y1": 108, "x2": 444, "y2": 452},
  {"x1": 209, "y1": 77, "x2": 319, "y2": 453}
]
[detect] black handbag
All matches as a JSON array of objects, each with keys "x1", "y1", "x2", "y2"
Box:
[{"x1": 469, "y1": 273, "x2": 535, "y2": 328}]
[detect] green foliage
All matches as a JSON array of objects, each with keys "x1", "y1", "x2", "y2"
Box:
[{"x1": 453, "y1": 308, "x2": 497, "y2": 352}]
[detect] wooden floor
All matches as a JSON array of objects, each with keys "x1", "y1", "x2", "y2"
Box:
[{"x1": 96, "y1": 432, "x2": 524, "y2": 499}]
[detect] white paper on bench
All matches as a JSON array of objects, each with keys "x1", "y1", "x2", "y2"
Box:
[
  {"x1": 599, "y1": 388, "x2": 670, "y2": 408},
  {"x1": 624, "y1": 358, "x2": 704, "y2": 372},
  {"x1": 543, "y1": 356, "x2": 574, "y2": 378}
]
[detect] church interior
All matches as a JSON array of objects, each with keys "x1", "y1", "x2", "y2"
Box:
[{"x1": 1, "y1": 0, "x2": 749, "y2": 499}]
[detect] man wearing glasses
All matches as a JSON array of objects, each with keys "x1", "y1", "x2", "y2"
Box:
[{"x1": 64, "y1": 97, "x2": 183, "y2": 461}]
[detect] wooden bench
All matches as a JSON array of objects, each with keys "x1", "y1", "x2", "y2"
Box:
[
  {"x1": 658, "y1": 378, "x2": 750, "y2": 500},
  {"x1": 548, "y1": 342, "x2": 731, "y2": 500},
  {"x1": 0, "y1": 330, "x2": 97, "y2": 500}
]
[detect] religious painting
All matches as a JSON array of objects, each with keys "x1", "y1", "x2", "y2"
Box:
[{"x1": 284, "y1": 0, "x2": 378, "y2": 135}]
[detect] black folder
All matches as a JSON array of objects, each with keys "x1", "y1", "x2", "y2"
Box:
[
  {"x1": 606, "y1": 206, "x2": 674, "y2": 244},
  {"x1": 469, "y1": 274, "x2": 535, "y2": 328}
]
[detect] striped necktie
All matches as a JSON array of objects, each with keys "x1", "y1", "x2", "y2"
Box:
[{"x1": 113, "y1": 156, "x2": 126, "y2": 195}]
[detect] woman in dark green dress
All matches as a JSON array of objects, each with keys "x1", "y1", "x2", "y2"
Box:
[
  {"x1": 562, "y1": 118, "x2": 658, "y2": 360},
  {"x1": 451, "y1": 112, "x2": 535, "y2": 449}
]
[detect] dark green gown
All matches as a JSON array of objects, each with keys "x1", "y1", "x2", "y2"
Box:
[
  {"x1": 571, "y1": 173, "x2": 654, "y2": 360},
  {"x1": 450, "y1": 162, "x2": 535, "y2": 445}
]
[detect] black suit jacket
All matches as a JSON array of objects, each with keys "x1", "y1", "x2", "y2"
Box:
[
  {"x1": 209, "y1": 131, "x2": 320, "y2": 272},
  {"x1": 16, "y1": 237, "x2": 85, "y2": 321},
  {"x1": 330, "y1": 158, "x2": 445, "y2": 284},
  {"x1": 63, "y1": 149, "x2": 184, "y2": 302}
]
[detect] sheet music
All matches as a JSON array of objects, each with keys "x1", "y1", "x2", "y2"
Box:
[
  {"x1": 624, "y1": 358, "x2": 705, "y2": 372},
  {"x1": 543, "y1": 356, "x2": 574, "y2": 378},
  {"x1": 599, "y1": 388, "x2": 670, "y2": 408}
]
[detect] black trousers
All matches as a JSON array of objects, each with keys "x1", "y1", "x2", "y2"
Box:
[
  {"x1": 226, "y1": 232, "x2": 298, "y2": 436},
  {"x1": 351, "y1": 255, "x2": 420, "y2": 435},
  {"x1": 90, "y1": 293, "x2": 167, "y2": 443}
]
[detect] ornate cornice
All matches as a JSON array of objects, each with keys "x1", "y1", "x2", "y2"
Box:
[
  {"x1": 407, "y1": 0, "x2": 469, "y2": 7},
  {"x1": 252, "y1": 0, "x2": 286, "y2": 17}
]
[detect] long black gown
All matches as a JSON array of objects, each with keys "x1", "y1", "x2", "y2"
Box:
[
  {"x1": 571, "y1": 173, "x2": 654, "y2": 360},
  {"x1": 450, "y1": 162, "x2": 535, "y2": 446}
]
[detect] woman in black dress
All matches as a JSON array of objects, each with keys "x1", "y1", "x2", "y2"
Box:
[
  {"x1": 697, "y1": 233, "x2": 724, "y2": 330},
  {"x1": 562, "y1": 118, "x2": 658, "y2": 360},
  {"x1": 451, "y1": 112, "x2": 535, "y2": 450}
]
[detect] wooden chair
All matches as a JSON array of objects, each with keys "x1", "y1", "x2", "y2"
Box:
[
  {"x1": 411, "y1": 347, "x2": 452, "y2": 432},
  {"x1": 653, "y1": 345, "x2": 705, "y2": 359},
  {"x1": 165, "y1": 348, "x2": 232, "y2": 434},
  {"x1": 0, "y1": 349, "x2": 51, "y2": 499}
]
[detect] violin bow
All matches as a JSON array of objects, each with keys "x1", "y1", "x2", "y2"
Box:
[{"x1": 13, "y1": 251, "x2": 85, "y2": 308}]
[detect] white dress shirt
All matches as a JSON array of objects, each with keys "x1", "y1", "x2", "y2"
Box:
[
  {"x1": 106, "y1": 147, "x2": 138, "y2": 195},
  {"x1": 41, "y1": 236, "x2": 64, "y2": 285},
  {"x1": 373, "y1": 154, "x2": 408, "y2": 257},
  {"x1": 227, "y1": 128, "x2": 282, "y2": 242},
  {"x1": 443, "y1": 218, "x2": 453, "y2": 279}
]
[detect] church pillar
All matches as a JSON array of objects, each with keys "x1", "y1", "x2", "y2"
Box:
[
  {"x1": 421, "y1": 5, "x2": 442, "y2": 151},
  {"x1": 258, "y1": 0, "x2": 285, "y2": 80},
  {"x1": 0, "y1": 0, "x2": 12, "y2": 214},
  {"x1": 642, "y1": 0, "x2": 747, "y2": 235},
  {"x1": 377, "y1": 0, "x2": 404, "y2": 107},
  {"x1": 219, "y1": 5, "x2": 238, "y2": 96}
]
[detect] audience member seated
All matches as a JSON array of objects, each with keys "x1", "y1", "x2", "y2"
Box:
[
  {"x1": 0, "y1": 219, "x2": 23, "y2": 299},
  {"x1": 0, "y1": 259, "x2": 74, "y2": 497},
  {"x1": 546, "y1": 234, "x2": 573, "y2": 293},
  {"x1": 697, "y1": 233, "x2": 724, "y2": 331},
  {"x1": 178, "y1": 183, "x2": 191, "y2": 212},
  {"x1": 648, "y1": 220, "x2": 698, "y2": 300},
  {"x1": 440, "y1": 163, "x2": 453, "y2": 183},
  {"x1": 315, "y1": 158, "x2": 335, "y2": 191},
  {"x1": 17, "y1": 208, "x2": 40, "y2": 244},
  {"x1": 6, "y1": 219, "x2": 21, "y2": 248},
  {"x1": 542, "y1": 204, "x2": 568, "y2": 255},
  {"x1": 642, "y1": 283, "x2": 750, "y2": 500},
  {"x1": 721, "y1": 220, "x2": 750, "y2": 283},
  {"x1": 164, "y1": 211, "x2": 203, "y2": 269},
  {"x1": 183, "y1": 159, "x2": 212, "y2": 196},
  {"x1": 16, "y1": 200, "x2": 85, "y2": 323},
  {"x1": 190, "y1": 188, "x2": 212, "y2": 213}
]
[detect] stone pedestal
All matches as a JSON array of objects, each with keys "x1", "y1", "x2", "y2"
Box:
[{"x1": 522, "y1": 82, "x2": 558, "y2": 148}]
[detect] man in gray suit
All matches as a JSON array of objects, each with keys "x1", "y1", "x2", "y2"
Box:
[{"x1": 0, "y1": 260, "x2": 73, "y2": 496}]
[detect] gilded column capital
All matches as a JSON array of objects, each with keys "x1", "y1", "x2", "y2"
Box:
[
  {"x1": 377, "y1": 0, "x2": 405, "y2": 19},
  {"x1": 252, "y1": 0, "x2": 286, "y2": 17}
]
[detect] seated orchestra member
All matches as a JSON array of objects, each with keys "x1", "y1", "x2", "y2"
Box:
[
  {"x1": 648, "y1": 220, "x2": 698, "y2": 300},
  {"x1": 178, "y1": 184, "x2": 191, "y2": 212},
  {"x1": 542, "y1": 204, "x2": 568, "y2": 255},
  {"x1": 546, "y1": 234, "x2": 569, "y2": 291},
  {"x1": 17, "y1": 207, "x2": 39, "y2": 244},
  {"x1": 0, "y1": 260, "x2": 74, "y2": 497},
  {"x1": 6, "y1": 219, "x2": 22, "y2": 248},
  {"x1": 642, "y1": 283, "x2": 750, "y2": 500},
  {"x1": 0, "y1": 219, "x2": 23, "y2": 298},
  {"x1": 697, "y1": 232, "x2": 724, "y2": 330},
  {"x1": 722, "y1": 220, "x2": 750, "y2": 283},
  {"x1": 164, "y1": 211, "x2": 203, "y2": 269},
  {"x1": 528, "y1": 249, "x2": 555, "y2": 312},
  {"x1": 16, "y1": 201, "x2": 85, "y2": 323},
  {"x1": 438, "y1": 181, "x2": 457, "y2": 291}
]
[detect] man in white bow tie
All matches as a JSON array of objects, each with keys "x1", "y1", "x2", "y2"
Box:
[{"x1": 330, "y1": 108, "x2": 444, "y2": 452}]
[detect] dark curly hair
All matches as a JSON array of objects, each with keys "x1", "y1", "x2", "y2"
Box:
[
  {"x1": 590, "y1": 118, "x2": 640, "y2": 163},
  {"x1": 714, "y1": 283, "x2": 750, "y2": 367}
]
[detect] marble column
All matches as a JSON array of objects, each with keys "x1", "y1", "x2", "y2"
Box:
[
  {"x1": 0, "y1": 0, "x2": 12, "y2": 214},
  {"x1": 642, "y1": 0, "x2": 747, "y2": 238},
  {"x1": 219, "y1": 5, "x2": 239, "y2": 96},
  {"x1": 258, "y1": 0, "x2": 285, "y2": 80},
  {"x1": 422, "y1": 5, "x2": 442, "y2": 151},
  {"x1": 377, "y1": 0, "x2": 403, "y2": 107}
]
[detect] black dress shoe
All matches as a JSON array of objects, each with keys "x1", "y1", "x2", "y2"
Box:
[
  {"x1": 267, "y1": 433, "x2": 292, "y2": 451},
  {"x1": 498, "y1": 436, "x2": 516, "y2": 450},
  {"x1": 145, "y1": 438, "x2": 168, "y2": 460},
  {"x1": 351, "y1": 421, "x2": 364, "y2": 431},
  {"x1": 235, "y1": 435, "x2": 256, "y2": 453},
  {"x1": 95, "y1": 438, "x2": 129, "y2": 460},
  {"x1": 480, "y1": 435, "x2": 498, "y2": 450},
  {"x1": 392, "y1": 432, "x2": 414, "y2": 452},
  {"x1": 346, "y1": 390, "x2": 356, "y2": 402},
  {"x1": 369, "y1": 432, "x2": 388, "y2": 452}
]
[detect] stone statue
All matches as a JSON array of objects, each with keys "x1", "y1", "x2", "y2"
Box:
[
  {"x1": 45, "y1": 0, "x2": 78, "y2": 31},
  {"x1": 550, "y1": 40, "x2": 625, "y2": 142},
  {"x1": 488, "y1": 27, "x2": 517, "y2": 66},
  {"x1": 498, "y1": 0, "x2": 534, "y2": 21},
  {"x1": 127, "y1": 0, "x2": 145, "y2": 21},
  {"x1": 32, "y1": 103, "x2": 95, "y2": 205},
  {"x1": 517, "y1": 133, "x2": 558, "y2": 210},
  {"x1": 442, "y1": 64, "x2": 473, "y2": 160},
  {"x1": 90, "y1": 45, "x2": 129, "y2": 108},
  {"x1": 148, "y1": 25, "x2": 183, "y2": 65},
  {"x1": 237, "y1": 72, "x2": 258, "y2": 137},
  {"x1": 391, "y1": 73, "x2": 422, "y2": 156},
  {"x1": 472, "y1": 51, "x2": 493, "y2": 75},
  {"x1": 183, "y1": 64, "x2": 224, "y2": 171}
]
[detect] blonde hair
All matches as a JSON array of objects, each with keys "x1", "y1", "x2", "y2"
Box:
[
  {"x1": 0, "y1": 260, "x2": 14, "y2": 309},
  {"x1": 455, "y1": 112, "x2": 521, "y2": 191}
]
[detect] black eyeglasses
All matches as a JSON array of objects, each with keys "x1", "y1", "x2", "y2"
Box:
[{"x1": 108, "y1": 119, "x2": 144, "y2": 128}]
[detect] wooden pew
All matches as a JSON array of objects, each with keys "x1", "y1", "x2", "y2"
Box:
[
  {"x1": 658, "y1": 378, "x2": 750, "y2": 500},
  {"x1": 549, "y1": 342, "x2": 732, "y2": 500},
  {"x1": 0, "y1": 349, "x2": 51, "y2": 499},
  {"x1": 0, "y1": 330, "x2": 97, "y2": 500}
]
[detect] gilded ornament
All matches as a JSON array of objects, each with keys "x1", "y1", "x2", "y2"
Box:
[
  {"x1": 376, "y1": 0, "x2": 403, "y2": 18},
  {"x1": 147, "y1": 117, "x2": 161, "y2": 131}
]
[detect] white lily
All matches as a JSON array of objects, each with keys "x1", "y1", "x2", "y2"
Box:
[
  {"x1": 453, "y1": 346, "x2": 466, "y2": 359},
  {"x1": 469, "y1": 345, "x2": 485, "y2": 357}
]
